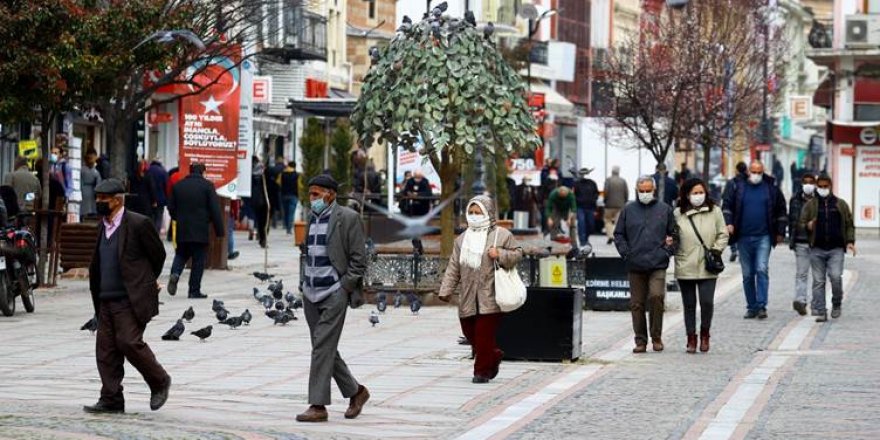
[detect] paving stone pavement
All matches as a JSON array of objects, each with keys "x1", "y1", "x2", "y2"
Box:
[{"x1": 0, "y1": 231, "x2": 878, "y2": 439}]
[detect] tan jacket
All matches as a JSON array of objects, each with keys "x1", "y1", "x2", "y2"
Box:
[
  {"x1": 673, "y1": 205, "x2": 729, "y2": 280},
  {"x1": 438, "y1": 227, "x2": 523, "y2": 318}
]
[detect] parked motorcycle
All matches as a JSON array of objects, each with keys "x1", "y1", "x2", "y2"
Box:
[{"x1": 0, "y1": 212, "x2": 38, "y2": 317}]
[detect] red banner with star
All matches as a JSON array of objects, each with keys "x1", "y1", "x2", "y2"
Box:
[{"x1": 178, "y1": 48, "x2": 241, "y2": 191}]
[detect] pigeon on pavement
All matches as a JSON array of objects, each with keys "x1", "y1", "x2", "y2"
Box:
[
  {"x1": 290, "y1": 297, "x2": 303, "y2": 310},
  {"x1": 181, "y1": 306, "x2": 195, "y2": 322},
  {"x1": 222, "y1": 316, "x2": 243, "y2": 329},
  {"x1": 369, "y1": 310, "x2": 380, "y2": 327},
  {"x1": 215, "y1": 308, "x2": 229, "y2": 322},
  {"x1": 212, "y1": 299, "x2": 225, "y2": 313},
  {"x1": 241, "y1": 309, "x2": 252, "y2": 325},
  {"x1": 394, "y1": 292, "x2": 403, "y2": 309},
  {"x1": 265, "y1": 309, "x2": 281, "y2": 320},
  {"x1": 80, "y1": 316, "x2": 98, "y2": 334},
  {"x1": 191, "y1": 325, "x2": 213, "y2": 341},
  {"x1": 377, "y1": 292, "x2": 387, "y2": 313},
  {"x1": 274, "y1": 312, "x2": 293, "y2": 325},
  {"x1": 409, "y1": 293, "x2": 422, "y2": 315},
  {"x1": 253, "y1": 271, "x2": 274, "y2": 282},
  {"x1": 261, "y1": 295, "x2": 274, "y2": 309},
  {"x1": 285, "y1": 291, "x2": 296, "y2": 304},
  {"x1": 161, "y1": 319, "x2": 185, "y2": 340}
]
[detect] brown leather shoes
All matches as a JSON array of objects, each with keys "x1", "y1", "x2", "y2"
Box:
[
  {"x1": 632, "y1": 344, "x2": 647, "y2": 353},
  {"x1": 652, "y1": 338, "x2": 664, "y2": 352},
  {"x1": 344, "y1": 385, "x2": 370, "y2": 419},
  {"x1": 699, "y1": 330, "x2": 710, "y2": 352},
  {"x1": 296, "y1": 405, "x2": 328, "y2": 422},
  {"x1": 686, "y1": 334, "x2": 697, "y2": 354}
]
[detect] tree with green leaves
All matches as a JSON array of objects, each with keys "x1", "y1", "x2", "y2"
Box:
[
  {"x1": 299, "y1": 118, "x2": 326, "y2": 208},
  {"x1": 331, "y1": 120, "x2": 353, "y2": 195},
  {"x1": 350, "y1": 14, "x2": 540, "y2": 256}
]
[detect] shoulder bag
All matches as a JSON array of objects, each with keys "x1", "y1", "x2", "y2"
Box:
[
  {"x1": 492, "y1": 230, "x2": 527, "y2": 312},
  {"x1": 687, "y1": 215, "x2": 725, "y2": 275}
]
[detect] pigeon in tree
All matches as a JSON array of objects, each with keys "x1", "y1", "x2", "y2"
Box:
[
  {"x1": 465, "y1": 10, "x2": 477, "y2": 27},
  {"x1": 369, "y1": 46, "x2": 380, "y2": 65},
  {"x1": 216, "y1": 308, "x2": 229, "y2": 322},
  {"x1": 241, "y1": 309, "x2": 252, "y2": 325},
  {"x1": 397, "y1": 15, "x2": 413, "y2": 33},
  {"x1": 362, "y1": 189, "x2": 461, "y2": 244},
  {"x1": 253, "y1": 271, "x2": 274, "y2": 282},
  {"x1": 80, "y1": 316, "x2": 98, "y2": 334},
  {"x1": 409, "y1": 293, "x2": 422, "y2": 315},
  {"x1": 484, "y1": 22, "x2": 495, "y2": 40},
  {"x1": 212, "y1": 299, "x2": 225, "y2": 313},
  {"x1": 222, "y1": 316, "x2": 244, "y2": 329},
  {"x1": 431, "y1": 21, "x2": 442, "y2": 39},
  {"x1": 433, "y1": 1, "x2": 448, "y2": 14},
  {"x1": 369, "y1": 310, "x2": 380, "y2": 327},
  {"x1": 377, "y1": 292, "x2": 387, "y2": 313},
  {"x1": 191, "y1": 325, "x2": 213, "y2": 342},
  {"x1": 162, "y1": 319, "x2": 185, "y2": 341},
  {"x1": 394, "y1": 292, "x2": 403, "y2": 308},
  {"x1": 181, "y1": 306, "x2": 195, "y2": 322}
]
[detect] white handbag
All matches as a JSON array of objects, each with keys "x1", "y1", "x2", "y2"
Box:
[{"x1": 492, "y1": 230, "x2": 527, "y2": 312}]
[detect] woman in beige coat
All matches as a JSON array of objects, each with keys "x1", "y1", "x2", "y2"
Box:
[
  {"x1": 438, "y1": 195, "x2": 523, "y2": 383},
  {"x1": 674, "y1": 178, "x2": 729, "y2": 353}
]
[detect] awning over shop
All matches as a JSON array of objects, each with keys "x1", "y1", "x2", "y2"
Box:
[
  {"x1": 827, "y1": 119, "x2": 880, "y2": 145},
  {"x1": 288, "y1": 88, "x2": 357, "y2": 118},
  {"x1": 813, "y1": 77, "x2": 880, "y2": 109},
  {"x1": 253, "y1": 116, "x2": 289, "y2": 137},
  {"x1": 529, "y1": 82, "x2": 575, "y2": 118}
]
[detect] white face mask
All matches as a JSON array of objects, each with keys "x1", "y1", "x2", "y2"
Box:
[
  {"x1": 802, "y1": 184, "x2": 815, "y2": 195},
  {"x1": 748, "y1": 173, "x2": 763, "y2": 185},
  {"x1": 638, "y1": 191, "x2": 654, "y2": 204},
  {"x1": 689, "y1": 194, "x2": 706, "y2": 207},
  {"x1": 817, "y1": 187, "x2": 830, "y2": 198},
  {"x1": 466, "y1": 213, "x2": 489, "y2": 228}
]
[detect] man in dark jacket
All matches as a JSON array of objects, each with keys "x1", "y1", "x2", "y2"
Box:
[
  {"x1": 147, "y1": 159, "x2": 169, "y2": 232},
  {"x1": 799, "y1": 174, "x2": 856, "y2": 322},
  {"x1": 573, "y1": 168, "x2": 599, "y2": 246},
  {"x1": 722, "y1": 162, "x2": 748, "y2": 262},
  {"x1": 401, "y1": 170, "x2": 432, "y2": 216},
  {"x1": 653, "y1": 164, "x2": 678, "y2": 206},
  {"x1": 85, "y1": 178, "x2": 169, "y2": 414},
  {"x1": 614, "y1": 176, "x2": 676, "y2": 353},
  {"x1": 277, "y1": 161, "x2": 299, "y2": 235},
  {"x1": 722, "y1": 161, "x2": 787, "y2": 320},
  {"x1": 266, "y1": 156, "x2": 284, "y2": 228},
  {"x1": 296, "y1": 174, "x2": 370, "y2": 423},
  {"x1": 167, "y1": 163, "x2": 225, "y2": 299},
  {"x1": 788, "y1": 172, "x2": 816, "y2": 316},
  {"x1": 513, "y1": 176, "x2": 539, "y2": 228}
]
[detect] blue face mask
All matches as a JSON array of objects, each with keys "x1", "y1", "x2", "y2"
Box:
[{"x1": 311, "y1": 198, "x2": 326, "y2": 215}]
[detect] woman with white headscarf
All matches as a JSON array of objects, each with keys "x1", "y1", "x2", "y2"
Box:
[{"x1": 438, "y1": 195, "x2": 524, "y2": 383}]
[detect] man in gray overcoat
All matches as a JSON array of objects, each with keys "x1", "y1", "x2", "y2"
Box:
[{"x1": 296, "y1": 174, "x2": 370, "y2": 423}]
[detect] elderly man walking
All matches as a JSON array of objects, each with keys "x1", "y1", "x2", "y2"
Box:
[
  {"x1": 614, "y1": 175, "x2": 676, "y2": 353},
  {"x1": 84, "y1": 178, "x2": 169, "y2": 414},
  {"x1": 297, "y1": 174, "x2": 370, "y2": 423},
  {"x1": 799, "y1": 174, "x2": 856, "y2": 322},
  {"x1": 603, "y1": 166, "x2": 628, "y2": 245},
  {"x1": 722, "y1": 161, "x2": 787, "y2": 320}
]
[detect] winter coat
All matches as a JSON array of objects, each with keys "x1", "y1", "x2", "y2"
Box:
[
  {"x1": 788, "y1": 191, "x2": 814, "y2": 246},
  {"x1": 147, "y1": 162, "x2": 169, "y2": 207},
  {"x1": 603, "y1": 174, "x2": 628, "y2": 209},
  {"x1": 438, "y1": 195, "x2": 524, "y2": 318},
  {"x1": 574, "y1": 178, "x2": 599, "y2": 210},
  {"x1": 673, "y1": 205, "x2": 728, "y2": 280},
  {"x1": 80, "y1": 165, "x2": 101, "y2": 217},
  {"x1": 613, "y1": 199, "x2": 676, "y2": 272},
  {"x1": 721, "y1": 174, "x2": 787, "y2": 245},
  {"x1": 168, "y1": 174, "x2": 224, "y2": 244},
  {"x1": 799, "y1": 195, "x2": 855, "y2": 248}
]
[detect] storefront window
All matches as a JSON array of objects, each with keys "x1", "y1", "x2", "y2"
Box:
[{"x1": 855, "y1": 104, "x2": 880, "y2": 121}]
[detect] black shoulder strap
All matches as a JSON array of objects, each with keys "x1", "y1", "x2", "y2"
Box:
[{"x1": 687, "y1": 214, "x2": 708, "y2": 249}]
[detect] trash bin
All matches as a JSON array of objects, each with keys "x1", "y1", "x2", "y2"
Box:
[{"x1": 497, "y1": 287, "x2": 583, "y2": 361}]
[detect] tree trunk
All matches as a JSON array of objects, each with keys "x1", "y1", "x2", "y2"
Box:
[
  {"x1": 702, "y1": 143, "x2": 712, "y2": 181},
  {"x1": 101, "y1": 104, "x2": 134, "y2": 180},
  {"x1": 439, "y1": 148, "x2": 459, "y2": 259}
]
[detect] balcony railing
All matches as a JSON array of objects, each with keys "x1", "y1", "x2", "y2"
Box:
[{"x1": 262, "y1": 0, "x2": 327, "y2": 62}]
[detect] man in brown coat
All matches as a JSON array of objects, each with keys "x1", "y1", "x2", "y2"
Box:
[{"x1": 84, "y1": 178, "x2": 170, "y2": 414}]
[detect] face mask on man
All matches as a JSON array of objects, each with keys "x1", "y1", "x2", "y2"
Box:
[
  {"x1": 817, "y1": 187, "x2": 831, "y2": 198},
  {"x1": 638, "y1": 191, "x2": 654, "y2": 204},
  {"x1": 748, "y1": 173, "x2": 763, "y2": 185},
  {"x1": 96, "y1": 201, "x2": 113, "y2": 217},
  {"x1": 802, "y1": 183, "x2": 815, "y2": 195},
  {"x1": 689, "y1": 194, "x2": 706, "y2": 207},
  {"x1": 310, "y1": 198, "x2": 327, "y2": 214},
  {"x1": 50, "y1": 154, "x2": 59, "y2": 164}
]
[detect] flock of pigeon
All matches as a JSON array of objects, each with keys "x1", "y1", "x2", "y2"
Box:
[{"x1": 80, "y1": 272, "x2": 426, "y2": 340}]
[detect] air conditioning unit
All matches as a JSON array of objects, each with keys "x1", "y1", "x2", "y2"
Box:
[{"x1": 845, "y1": 15, "x2": 880, "y2": 48}]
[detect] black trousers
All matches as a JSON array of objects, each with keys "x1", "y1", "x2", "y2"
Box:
[
  {"x1": 171, "y1": 242, "x2": 207, "y2": 295},
  {"x1": 96, "y1": 298, "x2": 169, "y2": 406},
  {"x1": 678, "y1": 279, "x2": 717, "y2": 334}
]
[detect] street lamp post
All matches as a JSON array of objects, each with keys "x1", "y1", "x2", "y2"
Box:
[{"x1": 523, "y1": 8, "x2": 557, "y2": 91}]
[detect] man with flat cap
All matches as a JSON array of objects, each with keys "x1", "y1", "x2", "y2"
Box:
[
  {"x1": 296, "y1": 174, "x2": 370, "y2": 423},
  {"x1": 167, "y1": 162, "x2": 224, "y2": 299},
  {"x1": 85, "y1": 178, "x2": 170, "y2": 413}
]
